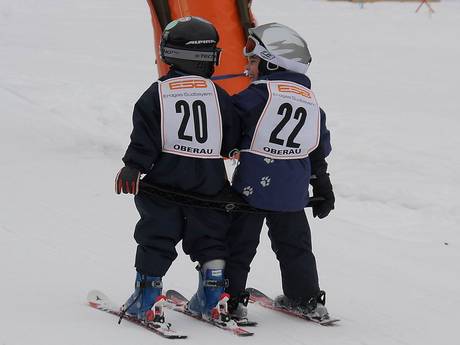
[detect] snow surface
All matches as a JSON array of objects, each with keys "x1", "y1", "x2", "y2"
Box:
[{"x1": 1, "y1": 0, "x2": 459, "y2": 344}]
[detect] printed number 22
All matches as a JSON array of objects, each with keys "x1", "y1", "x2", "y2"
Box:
[
  {"x1": 175, "y1": 100, "x2": 208, "y2": 143},
  {"x1": 269, "y1": 103, "x2": 307, "y2": 148}
]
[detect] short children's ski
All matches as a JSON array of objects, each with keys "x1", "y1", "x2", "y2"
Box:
[
  {"x1": 165, "y1": 290, "x2": 254, "y2": 337},
  {"x1": 87, "y1": 290, "x2": 187, "y2": 339},
  {"x1": 246, "y1": 287, "x2": 340, "y2": 326}
]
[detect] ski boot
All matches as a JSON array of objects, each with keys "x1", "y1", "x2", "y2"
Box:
[
  {"x1": 228, "y1": 291, "x2": 257, "y2": 326},
  {"x1": 120, "y1": 272, "x2": 167, "y2": 325},
  {"x1": 187, "y1": 259, "x2": 231, "y2": 324},
  {"x1": 274, "y1": 290, "x2": 329, "y2": 322}
]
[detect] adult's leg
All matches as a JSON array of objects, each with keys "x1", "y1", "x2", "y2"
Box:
[
  {"x1": 267, "y1": 211, "x2": 320, "y2": 300},
  {"x1": 225, "y1": 212, "x2": 265, "y2": 297},
  {"x1": 133, "y1": 194, "x2": 184, "y2": 276}
]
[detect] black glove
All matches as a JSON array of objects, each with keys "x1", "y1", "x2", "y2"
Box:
[
  {"x1": 115, "y1": 166, "x2": 141, "y2": 195},
  {"x1": 310, "y1": 173, "x2": 335, "y2": 219}
]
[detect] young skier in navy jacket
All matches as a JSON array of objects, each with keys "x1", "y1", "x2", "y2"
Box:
[{"x1": 115, "y1": 17, "x2": 240, "y2": 326}]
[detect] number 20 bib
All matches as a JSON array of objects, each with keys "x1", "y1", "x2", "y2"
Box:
[
  {"x1": 248, "y1": 80, "x2": 320, "y2": 159},
  {"x1": 159, "y1": 76, "x2": 222, "y2": 159}
]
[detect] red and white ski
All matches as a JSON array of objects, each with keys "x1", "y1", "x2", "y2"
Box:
[
  {"x1": 165, "y1": 290, "x2": 254, "y2": 337},
  {"x1": 87, "y1": 290, "x2": 187, "y2": 339},
  {"x1": 246, "y1": 287, "x2": 340, "y2": 326}
]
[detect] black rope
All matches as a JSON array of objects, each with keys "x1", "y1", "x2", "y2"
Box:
[
  {"x1": 139, "y1": 181, "x2": 270, "y2": 214},
  {"x1": 139, "y1": 181, "x2": 323, "y2": 214},
  {"x1": 211, "y1": 73, "x2": 247, "y2": 81}
]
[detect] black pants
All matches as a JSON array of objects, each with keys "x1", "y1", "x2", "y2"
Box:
[
  {"x1": 133, "y1": 193, "x2": 231, "y2": 276},
  {"x1": 225, "y1": 210, "x2": 320, "y2": 301}
]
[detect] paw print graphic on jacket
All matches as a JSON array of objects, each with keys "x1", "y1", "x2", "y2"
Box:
[
  {"x1": 242, "y1": 186, "x2": 254, "y2": 196},
  {"x1": 260, "y1": 176, "x2": 271, "y2": 187}
]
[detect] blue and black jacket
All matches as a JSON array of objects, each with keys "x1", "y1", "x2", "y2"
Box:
[{"x1": 231, "y1": 71, "x2": 331, "y2": 211}]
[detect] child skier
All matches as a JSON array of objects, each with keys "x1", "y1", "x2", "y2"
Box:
[
  {"x1": 225, "y1": 23, "x2": 335, "y2": 323},
  {"x1": 115, "y1": 16, "x2": 240, "y2": 325}
]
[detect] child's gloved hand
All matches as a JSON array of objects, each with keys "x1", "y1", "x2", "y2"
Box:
[
  {"x1": 310, "y1": 173, "x2": 335, "y2": 219},
  {"x1": 115, "y1": 166, "x2": 141, "y2": 195}
]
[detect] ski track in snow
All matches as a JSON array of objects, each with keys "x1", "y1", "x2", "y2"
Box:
[{"x1": 1, "y1": 0, "x2": 460, "y2": 344}]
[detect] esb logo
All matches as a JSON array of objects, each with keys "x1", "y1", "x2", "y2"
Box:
[{"x1": 169, "y1": 79, "x2": 208, "y2": 90}]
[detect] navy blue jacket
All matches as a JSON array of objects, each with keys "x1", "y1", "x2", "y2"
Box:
[
  {"x1": 123, "y1": 70, "x2": 240, "y2": 196},
  {"x1": 231, "y1": 71, "x2": 331, "y2": 211}
]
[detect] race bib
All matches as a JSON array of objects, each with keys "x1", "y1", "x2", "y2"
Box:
[
  {"x1": 159, "y1": 76, "x2": 223, "y2": 159},
  {"x1": 248, "y1": 80, "x2": 320, "y2": 159}
]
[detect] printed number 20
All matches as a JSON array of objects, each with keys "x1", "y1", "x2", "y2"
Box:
[
  {"x1": 175, "y1": 100, "x2": 208, "y2": 143},
  {"x1": 269, "y1": 103, "x2": 307, "y2": 148}
]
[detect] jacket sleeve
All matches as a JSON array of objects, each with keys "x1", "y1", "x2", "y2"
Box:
[
  {"x1": 122, "y1": 83, "x2": 162, "y2": 173},
  {"x1": 309, "y1": 107, "x2": 332, "y2": 176},
  {"x1": 231, "y1": 85, "x2": 268, "y2": 150},
  {"x1": 216, "y1": 87, "x2": 242, "y2": 158}
]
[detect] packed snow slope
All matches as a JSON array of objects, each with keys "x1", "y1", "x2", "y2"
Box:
[{"x1": 1, "y1": 0, "x2": 459, "y2": 344}]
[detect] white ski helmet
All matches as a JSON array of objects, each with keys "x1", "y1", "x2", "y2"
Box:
[{"x1": 244, "y1": 23, "x2": 311, "y2": 74}]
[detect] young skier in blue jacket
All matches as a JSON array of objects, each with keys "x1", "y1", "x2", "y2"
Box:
[{"x1": 225, "y1": 23, "x2": 335, "y2": 323}]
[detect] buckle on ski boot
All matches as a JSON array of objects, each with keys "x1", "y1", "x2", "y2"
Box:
[
  {"x1": 145, "y1": 295, "x2": 167, "y2": 324},
  {"x1": 210, "y1": 293, "x2": 231, "y2": 323}
]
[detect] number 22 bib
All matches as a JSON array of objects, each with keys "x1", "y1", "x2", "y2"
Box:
[{"x1": 248, "y1": 80, "x2": 320, "y2": 160}]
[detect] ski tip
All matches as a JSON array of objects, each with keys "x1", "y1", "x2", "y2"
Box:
[
  {"x1": 236, "y1": 330, "x2": 255, "y2": 337},
  {"x1": 87, "y1": 290, "x2": 108, "y2": 303},
  {"x1": 245, "y1": 287, "x2": 263, "y2": 295},
  {"x1": 86, "y1": 290, "x2": 116, "y2": 310},
  {"x1": 165, "y1": 289, "x2": 188, "y2": 301},
  {"x1": 319, "y1": 318, "x2": 340, "y2": 326},
  {"x1": 245, "y1": 287, "x2": 271, "y2": 301}
]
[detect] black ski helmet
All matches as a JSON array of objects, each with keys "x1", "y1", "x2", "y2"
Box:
[{"x1": 160, "y1": 16, "x2": 221, "y2": 78}]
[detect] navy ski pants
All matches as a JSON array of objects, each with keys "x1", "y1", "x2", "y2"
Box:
[
  {"x1": 225, "y1": 210, "x2": 320, "y2": 301},
  {"x1": 133, "y1": 193, "x2": 231, "y2": 277}
]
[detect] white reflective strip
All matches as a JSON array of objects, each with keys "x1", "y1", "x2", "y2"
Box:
[
  {"x1": 162, "y1": 47, "x2": 217, "y2": 62},
  {"x1": 135, "y1": 172, "x2": 140, "y2": 195},
  {"x1": 249, "y1": 45, "x2": 309, "y2": 74},
  {"x1": 115, "y1": 169, "x2": 122, "y2": 193}
]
